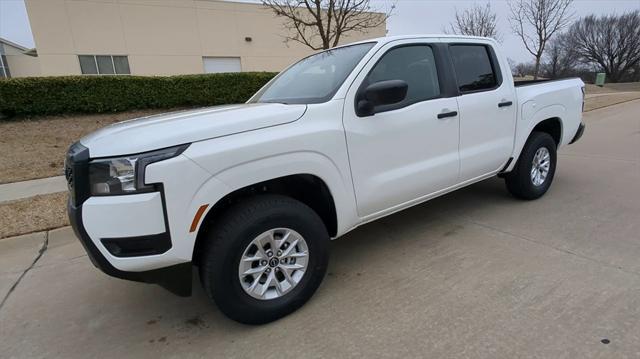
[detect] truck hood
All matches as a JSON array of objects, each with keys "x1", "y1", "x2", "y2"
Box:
[{"x1": 81, "y1": 103, "x2": 307, "y2": 157}]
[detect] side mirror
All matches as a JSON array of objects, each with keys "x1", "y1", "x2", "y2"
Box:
[{"x1": 356, "y1": 79, "x2": 408, "y2": 117}]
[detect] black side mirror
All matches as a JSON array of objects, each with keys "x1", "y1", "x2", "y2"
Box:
[{"x1": 356, "y1": 79, "x2": 408, "y2": 117}]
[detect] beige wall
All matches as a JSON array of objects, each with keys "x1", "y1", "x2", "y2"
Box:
[
  {"x1": 25, "y1": 0, "x2": 387, "y2": 76},
  {"x1": 1, "y1": 42, "x2": 41, "y2": 78},
  {"x1": 4, "y1": 54, "x2": 41, "y2": 78}
]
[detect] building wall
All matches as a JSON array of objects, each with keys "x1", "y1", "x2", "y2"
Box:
[
  {"x1": 24, "y1": 0, "x2": 387, "y2": 76},
  {"x1": 0, "y1": 43, "x2": 41, "y2": 78}
]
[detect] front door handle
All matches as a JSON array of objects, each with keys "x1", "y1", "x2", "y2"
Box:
[
  {"x1": 498, "y1": 101, "x2": 513, "y2": 108},
  {"x1": 437, "y1": 110, "x2": 458, "y2": 119}
]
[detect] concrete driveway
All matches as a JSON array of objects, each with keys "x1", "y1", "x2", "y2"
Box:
[{"x1": 1, "y1": 100, "x2": 639, "y2": 358}]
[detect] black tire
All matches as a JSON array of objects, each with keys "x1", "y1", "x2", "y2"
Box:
[
  {"x1": 504, "y1": 131, "x2": 557, "y2": 200},
  {"x1": 199, "y1": 194, "x2": 329, "y2": 324}
]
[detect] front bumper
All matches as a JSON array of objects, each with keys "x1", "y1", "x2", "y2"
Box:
[
  {"x1": 66, "y1": 142, "x2": 192, "y2": 297},
  {"x1": 68, "y1": 197, "x2": 192, "y2": 297},
  {"x1": 569, "y1": 122, "x2": 586, "y2": 144}
]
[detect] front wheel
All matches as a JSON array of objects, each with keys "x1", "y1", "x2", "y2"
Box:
[
  {"x1": 504, "y1": 132, "x2": 557, "y2": 200},
  {"x1": 199, "y1": 195, "x2": 329, "y2": 324}
]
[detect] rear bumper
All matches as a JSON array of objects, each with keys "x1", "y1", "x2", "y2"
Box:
[
  {"x1": 569, "y1": 122, "x2": 585, "y2": 144},
  {"x1": 68, "y1": 199, "x2": 192, "y2": 296}
]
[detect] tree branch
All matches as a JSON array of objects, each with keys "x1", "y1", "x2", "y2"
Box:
[{"x1": 262, "y1": 0, "x2": 392, "y2": 50}]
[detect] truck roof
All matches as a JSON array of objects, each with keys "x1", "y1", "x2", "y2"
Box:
[{"x1": 348, "y1": 34, "x2": 496, "y2": 46}]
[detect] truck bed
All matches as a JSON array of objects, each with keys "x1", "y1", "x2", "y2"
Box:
[
  {"x1": 514, "y1": 78, "x2": 580, "y2": 87},
  {"x1": 514, "y1": 77, "x2": 584, "y2": 149}
]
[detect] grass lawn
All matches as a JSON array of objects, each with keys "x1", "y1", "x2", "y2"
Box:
[
  {"x1": 0, "y1": 109, "x2": 175, "y2": 184},
  {"x1": 0, "y1": 192, "x2": 68, "y2": 239},
  {"x1": 584, "y1": 92, "x2": 640, "y2": 111},
  {"x1": 585, "y1": 82, "x2": 640, "y2": 94}
]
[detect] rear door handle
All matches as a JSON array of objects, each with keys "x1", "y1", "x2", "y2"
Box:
[
  {"x1": 498, "y1": 101, "x2": 513, "y2": 108},
  {"x1": 437, "y1": 110, "x2": 458, "y2": 119}
]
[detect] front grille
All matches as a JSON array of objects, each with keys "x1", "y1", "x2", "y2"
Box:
[
  {"x1": 65, "y1": 142, "x2": 90, "y2": 206},
  {"x1": 64, "y1": 160, "x2": 74, "y2": 191}
]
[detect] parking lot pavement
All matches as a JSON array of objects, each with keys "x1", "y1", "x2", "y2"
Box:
[{"x1": 1, "y1": 100, "x2": 639, "y2": 358}]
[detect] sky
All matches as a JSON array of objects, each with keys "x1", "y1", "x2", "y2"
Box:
[{"x1": 1, "y1": 0, "x2": 639, "y2": 63}]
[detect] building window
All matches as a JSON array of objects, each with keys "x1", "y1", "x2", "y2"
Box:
[
  {"x1": 0, "y1": 54, "x2": 10, "y2": 79},
  {"x1": 203, "y1": 57, "x2": 241, "y2": 73},
  {"x1": 78, "y1": 55, "x2": 130, "y2": 75}
]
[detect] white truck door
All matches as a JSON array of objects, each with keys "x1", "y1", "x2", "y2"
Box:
[
  {"x1": 449, "y1": 42, "x2": 517, "y2": 181},
  {"x1": 343, "y1": 40, "x2": 460, "y2": 218}
]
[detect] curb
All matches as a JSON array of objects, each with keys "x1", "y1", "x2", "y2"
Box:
[{"x1": 0, "y1": 176, "x2": 67, "y2": 203}]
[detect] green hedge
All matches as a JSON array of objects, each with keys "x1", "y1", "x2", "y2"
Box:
[{"x1": 0, "y1": 72, "x2": 277, "y2": 117}]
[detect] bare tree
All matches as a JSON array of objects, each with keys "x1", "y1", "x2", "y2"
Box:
[
  {"x1": 262, "y1": 0, "x2": 392, "y2": 51},
  {"x1": 542, "y1": 32, "x2": 578, "y2": 79},
  {"x1": 632, "y1": 62, "x2": 640, "y2": 82},
  {"x1": 509, "y1": 0, "x2": 573, "y2": 79},
  {"x1": 447, "y1": 2, "x2": 500, "y2": 40},
  {"x1": 513, "y1": 61, "x2": 537, "y2": 78},
  {"x1": 507, "y1": 57, "x2": 517, "y2": 74},
  {"x1": 566, "y1": 11, "x2": 640, "y2": 82}
]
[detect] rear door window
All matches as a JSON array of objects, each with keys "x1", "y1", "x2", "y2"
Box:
[{"x1": 449, "y1": 45, "x2": 498, "y2": 93}]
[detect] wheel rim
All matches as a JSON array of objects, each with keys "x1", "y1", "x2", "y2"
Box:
[
  {"x1": 530, "y1": 147, "x2": 551, "y2": 186},
  {"x1": 238, "y1": 228, "x2": 309, "y2": 300}
]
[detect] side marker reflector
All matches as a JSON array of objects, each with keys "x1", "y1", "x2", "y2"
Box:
[{"x1": 189, "y1": 204, "x2": 209, "y2": 233}]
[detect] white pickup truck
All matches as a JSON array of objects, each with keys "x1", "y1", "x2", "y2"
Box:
[{"x1": 66, "y1": 35, "x2": 585, "y2": 324}]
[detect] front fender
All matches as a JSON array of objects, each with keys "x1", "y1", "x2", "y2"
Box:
[{"x1": 182, "y1": 150, "x2": 359, "y2": 255}]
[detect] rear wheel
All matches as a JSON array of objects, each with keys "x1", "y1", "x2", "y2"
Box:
[
  {"x1": 199, "y1": 195, "x2": 329, "y2": 324},
  {"x1": 504, "y1": 132, "x2": 557, "y2": 200}
]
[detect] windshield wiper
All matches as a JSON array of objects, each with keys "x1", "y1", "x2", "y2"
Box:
[{"x1": 260, "y1": 100, "x2": 290, "y2": 105}]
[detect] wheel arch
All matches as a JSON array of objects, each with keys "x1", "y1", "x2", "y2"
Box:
[
  {"x1": 505, "y1": 104, "x2": 566, "y2": 173},
  {"x1": 192, "y1": 173, "x2": 339, "y2": 265},
  {"x1": 184, "y1": 150, "x2": 359, "y2": 264},
  {"x1": 531, "y1": 117, "x2": 562, "y2": 147}
]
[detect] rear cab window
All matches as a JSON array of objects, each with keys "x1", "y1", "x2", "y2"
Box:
[{"x1": 449, "y1": 44, "x2": 500, "y2": 93}]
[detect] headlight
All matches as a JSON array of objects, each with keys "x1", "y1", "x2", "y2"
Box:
[{"x1": 88, "y1": 144, "x2": 188, "y2": 195}]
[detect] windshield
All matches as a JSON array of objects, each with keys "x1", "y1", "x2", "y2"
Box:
[{"x1": 251, "y1": 42, "x2": 376, "y2": 104}]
